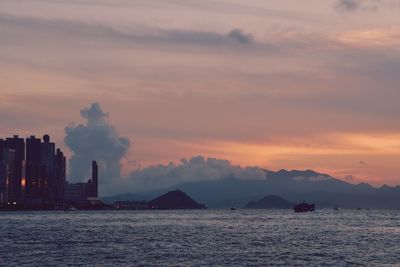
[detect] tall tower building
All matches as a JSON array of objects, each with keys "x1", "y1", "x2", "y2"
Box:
[
  {"x1": 92, "y1": 160, "x2": 98, "y2": 198},
  {"x1": 25, "y1": 136, "x2": 42, "y2": 198},
  {"x1": 26, "y1": 136, "x2": 41, "y2": 164},
  {"x1": 40, "y1": 134, "x2": 55, "y2": 203},
  {"x1": 0, "y1": 139, "x2": 4, "y2": 203},
  {"x1": 3, "y1": 135, "x2": 25, "y2": 203},
  {"x1": 54, "y1": 149, "x2": 66, "y2": 203},
  {"x1": 0, "y1": 138, "x2": 4, "y2": 162},
  {"x1": 40, "y1": 134, "x2": 55, "y2": 175},
  {"x1": 0, "y1": 149, "x2": 15, "y2": 204},
  {"x1": 1, "y1": 134, "x2": 68, "y2": 207},
  {"x1": 65, "y1": 160, "x2": 100, "y2": 202}
]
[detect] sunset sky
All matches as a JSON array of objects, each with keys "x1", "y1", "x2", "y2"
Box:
[{"x1": 1, "y1": 0, "x2": 400, "y2": 187}]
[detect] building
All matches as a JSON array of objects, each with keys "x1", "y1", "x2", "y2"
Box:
[
  {"x1": 0, "y1": 149, "x2": 16, "y2": 205},
  {"x1": 0, "y1": 139, "x2": 3, "y2": 162},
  {"x1": 0, "y1": 139, "x2": 6, "y2": 203},
  {"x1": 1, "y1": 135, "x2": 25, "y2": 204},
  {"x1": 0, "y1": 134, "x2": 67, "y2": 208},
  {"x1": 65, "y1": 160, "x2": 99, "y2": 202},
  {"x1": 0, "y1": 134, "x2": 100, "y2": 209},
  {"x1": 25, "y1": 135, "x2": 43, "y2": 202},
  {"x1": 86, "y1": 161, "x2": 98, "y2": 198},
  {"x1": 54, "y1": 149, "x2": 66, "y2": 203},
  {"x1": 64, "y1": 182, "x2": 87, "y2": 202}
]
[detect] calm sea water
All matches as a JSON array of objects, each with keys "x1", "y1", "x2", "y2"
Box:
[{"x1": 1, "y1": 209, "x2": 400, "y2": 266}]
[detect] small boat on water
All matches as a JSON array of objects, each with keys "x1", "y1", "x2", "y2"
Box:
[
  {"x1": 334, "y1": 206, "x2": 340, "y2": 211},
  {"x1": 230, "y1": 207, "x2": 236, "y2": 211},
  {"x1": 293, "y1": 202, "x2": 315, "y2": 213},
  {"x1": 64, "y1": 206, "x2": 78, "y2": 212}
]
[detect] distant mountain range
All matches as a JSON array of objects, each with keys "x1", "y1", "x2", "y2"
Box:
[{"x1": 103, "y1": 169, "x2": 400, "y2": 209}]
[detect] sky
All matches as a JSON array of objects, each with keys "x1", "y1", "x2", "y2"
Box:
[{"x1": 1, "y1": 0, "x2": 400, "y2": 191}]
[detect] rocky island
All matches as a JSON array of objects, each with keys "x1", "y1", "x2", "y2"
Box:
[
  {"x1": 147, "y1": 190, "x2": 206, "y2": 209},
  {"x1": 244, "y1": 195, "x2": 294, "y2": 209}
]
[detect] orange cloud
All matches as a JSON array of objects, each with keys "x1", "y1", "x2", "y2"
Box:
[{"x1": 336, "y1": 28, "x2": 400, "y2": 47}]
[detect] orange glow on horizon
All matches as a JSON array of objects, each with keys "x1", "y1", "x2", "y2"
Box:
[{"x1": 129, "y1": 132, "x2": 400, "y2": 186}]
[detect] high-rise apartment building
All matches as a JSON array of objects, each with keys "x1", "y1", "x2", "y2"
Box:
[
  {"x1": 0, "y1": 134, "x2": 99, "y2": 209},
  {"x1": 0, "y1": 134, "x2": 67, "y2": 207}
]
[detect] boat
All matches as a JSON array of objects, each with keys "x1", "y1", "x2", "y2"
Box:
[
  {"x1": 293, "y1": 202, "x2": 315, "y2": 213},
  {"x1": 334, "y1": 206, "x2": 340, "y2": 211},
  {"x1": 230, "y1": 207, "x2": 236, "y2": 211},
  {"x1": 64, "y1": 206, "x2": 78, "y2": 212}
]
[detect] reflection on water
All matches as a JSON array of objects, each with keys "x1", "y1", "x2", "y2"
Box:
[{"x1": 1, "y1": 209, "x2": 400, "y2": 266}]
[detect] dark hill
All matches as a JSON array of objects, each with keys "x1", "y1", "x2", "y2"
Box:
[
  {"x1": 244, "y1": 195, "x2": 294, "y2": 209},
  {"x1": 147, "y1": 190, "x2": 206, "y2": 209}
]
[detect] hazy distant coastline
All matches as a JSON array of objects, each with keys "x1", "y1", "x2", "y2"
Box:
[{"x1": 104, "y1": 169, "x2": 400, "y2": 210}]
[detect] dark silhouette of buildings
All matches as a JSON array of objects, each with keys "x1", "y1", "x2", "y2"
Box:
[
  {"x1": 54, "y1": 148, "x2": 67, "y2": 203},
  {"x1": 0, "y1": 134, "x2": 99, "y2": 209},
  {"x1": 0, "y1": 135, "x2": 25, "y2": 205},
  {"x1": 87, "y1": 160, "x2": 98, "y2": 198},
  {"x1": 64, "y1": 160, "x2": 99, "y2": 202}
]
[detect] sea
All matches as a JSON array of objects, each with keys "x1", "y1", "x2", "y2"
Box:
[{"x1": 1, "y1": 209, "x2": 400, "y2": 266}]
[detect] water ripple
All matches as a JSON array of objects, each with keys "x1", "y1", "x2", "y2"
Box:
[{"x1": 1, "y1": 210, "x2": 400, "y2": 266}]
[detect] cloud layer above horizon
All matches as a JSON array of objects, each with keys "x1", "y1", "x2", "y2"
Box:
[
  {"x1": 1, "y1": 0, "x2": 400, "y2": 188},
  {"x1": 129, "y1": 155, "x2": 267, "y2": 192}
]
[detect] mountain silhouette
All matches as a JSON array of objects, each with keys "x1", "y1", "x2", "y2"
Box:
[
  {"x1": 103, "y1": 169, "x2": 400, "y2": 209},
  {"x1": 147, "y1": 190, "x2": 206, "y2": 209},
  {"x1": 244, "y1": 195, "x2": 294, "y2": 209}
]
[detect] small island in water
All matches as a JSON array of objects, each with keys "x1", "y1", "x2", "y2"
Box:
[
  {"x1": 148, "y1": 190, "x2": 206, "y2": 209},
  {"x1": 244, "y1": 195, "x2": 295, "y2": 209},
  {"x1": 114, "y1": 190, "x2": 206, "y2": 210}
]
